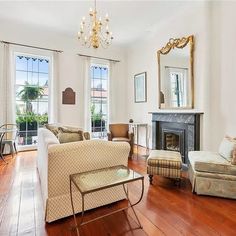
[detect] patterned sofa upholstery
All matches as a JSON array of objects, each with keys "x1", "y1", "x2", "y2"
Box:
[
  {"x1": 188, "y1": 150, "x2": 236, "y2": 199},
  {"x1": 37, "y1": 128, "x2": 130, "y2": 222}
]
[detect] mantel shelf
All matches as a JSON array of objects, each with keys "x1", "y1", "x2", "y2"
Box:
[{"x1": 149, "y1": 110, "x2": 204, "y2": 115}]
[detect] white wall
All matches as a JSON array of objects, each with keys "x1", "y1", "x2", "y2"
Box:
[
  {"x1": 125, "y1": 2, "x2": 211, "y2": 149},
  {"x1": 208, "y1": 2, "x2": 236, "y2": 150},
  {"x1": 0, "y1": 19, "x2": 127, "y2": 128}
]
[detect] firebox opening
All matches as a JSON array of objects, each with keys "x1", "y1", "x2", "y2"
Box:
[{"x1": 164, "y1": 132, "x2": 180, "y2": 152}]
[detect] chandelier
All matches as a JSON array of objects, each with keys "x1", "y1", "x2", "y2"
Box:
[{"x1": 78, "y1": 0, "x2": 113, "y2": 49}]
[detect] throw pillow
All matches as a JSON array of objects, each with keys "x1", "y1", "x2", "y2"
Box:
[
  {"x1": 57, "y1": 127, "x2": 84, "y2": 143},
  {"x1": 45, "y1": 124, "x2": 59, "y2": 136},
  {"x1": 218, "y1": 137, "x2": 236, "y2": 161}
]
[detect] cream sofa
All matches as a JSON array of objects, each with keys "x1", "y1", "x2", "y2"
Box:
[
  {"x1": 37, "y1": 128, "x2": 130, "y2": 222},
  {"x1": 188, "y1": 151, "x2": 236, "y2": 199}
]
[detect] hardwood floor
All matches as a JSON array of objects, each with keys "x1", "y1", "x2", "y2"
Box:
[{"x1": 0, "y1": 147, "x2": 236, "y2": 236}]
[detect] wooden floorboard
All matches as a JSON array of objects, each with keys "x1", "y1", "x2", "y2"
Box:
[{"x1": 0, "y1": 147, "x2": 235, "y2": 236}]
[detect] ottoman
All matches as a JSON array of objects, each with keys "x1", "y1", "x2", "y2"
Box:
[{"x1": 147, "y1": 150, "x2": 182, "y2": 185}]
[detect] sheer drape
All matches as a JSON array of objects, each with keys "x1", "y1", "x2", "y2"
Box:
[
  {"x1": 49, "y1": 51, "x2": 60, "y2": 123},
  {"x1": 0, "y1": 43, "x2": 15, "y2": 125},
  {"x1": 82, "y1": 57, "x2": 91, "y2": 131},
  {"x1": 108, "y1": 61, "x2": 118, "y2": 123}
]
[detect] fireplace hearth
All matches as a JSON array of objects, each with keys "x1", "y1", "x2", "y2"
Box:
[{"x1": 150, "y1": 111, "x2": 203, "y2": 164}]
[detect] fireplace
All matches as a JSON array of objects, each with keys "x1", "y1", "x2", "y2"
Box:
[
  {"x1": 164, "y1": 130, "x2": 181, "y2": 152},
  {"x1": 150, "y1": 112, "x2": 203, "y2": 164}
]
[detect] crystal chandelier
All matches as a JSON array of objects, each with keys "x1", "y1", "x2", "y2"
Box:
[{"x1": 78, "y1": 0, "x2": 113, "y2": 49}]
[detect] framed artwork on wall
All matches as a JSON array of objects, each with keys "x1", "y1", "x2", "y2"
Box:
[{"x1": 134, "y1": 72, "x2": 147, "y2": 103}]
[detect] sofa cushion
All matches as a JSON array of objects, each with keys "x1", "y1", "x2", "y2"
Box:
[
  {"x1": 189, "y1": 151, "x2": 236, "y2": 175},
  {"x1": 218, "y1": 137, "x2": 236, "y2": 161},
  {"x1": 57, "y1": 127, "x2": 84, "y2": 143}
]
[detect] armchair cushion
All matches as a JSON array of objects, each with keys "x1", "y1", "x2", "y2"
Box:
[{"x1": 112, "y1": 137, "x2": 130, "y2": 142}]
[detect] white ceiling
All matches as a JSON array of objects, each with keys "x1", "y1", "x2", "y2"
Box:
[{"x1": 0, "y1": 1, "x2": 192, "y2": 46}]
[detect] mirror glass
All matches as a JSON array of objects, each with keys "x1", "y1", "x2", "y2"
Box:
[{"x1": 158, "y1": 36, "x2": 194, "y2": 109}]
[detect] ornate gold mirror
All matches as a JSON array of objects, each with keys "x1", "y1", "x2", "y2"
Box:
[{"x1": 157, "y1": 35, "x2": 194, "y2": 109}]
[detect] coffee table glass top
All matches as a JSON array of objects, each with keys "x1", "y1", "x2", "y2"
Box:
[{"x1": 70, "y1": 165, "x2": 143, "y2": 194}]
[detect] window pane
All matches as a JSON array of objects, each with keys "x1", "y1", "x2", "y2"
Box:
[
  {"x1": 101, "y1": 79, "x2": 107, "y2": 91},
  {"x1": 40, "y1": 87, "x2": 48, "y2": 100},
  {"x1": 39, "y1": 59, "x2": 49, "y2": 73},
  {"x1": 18, "y1": 131, "x2": 27, "y2": 145},
  {"x1": 16, "y1": 56, "x2": 27, "y2": 71},
  {"x1": 92, "y1": 66, "x2": 101, "y2": 78},
  {"x1": 16, "y1": 71, "x2": 27, "y2": 85},
  {"x1": 16, "y1": 100, "x2": 26, "y2": 114},
  {"x1": 32, "y1": 58, "x2": 39, "y2": 72},
  {"x1": 102, "y1": 68, "x2": 108, "y2": 79},
  {"x1": 28, "y1": 72, "x2": 39, "y2": 85},
  {"x1": 38, "y1": 102, "x2": 48, "y2": 115},
  {"x1": 39, "y1": 73, "x2": 48, "y2": 86},
  {"x1": 27, "y1": 57, "x2": 33, "y2": 71}
]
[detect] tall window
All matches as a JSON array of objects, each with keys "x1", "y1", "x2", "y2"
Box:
[
  {"x1": 15, "y1": 55, "x2": 49, "y2": 146},
  {"x1": 90, "y1": 64, "x2": 109, "y2": 138}
]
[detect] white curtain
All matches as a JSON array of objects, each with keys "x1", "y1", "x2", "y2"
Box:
[
  {"x1": 108, "y1": 61, "x2": 119, "y2": 123},
  {"x1": 49, "y1": 51, "x2": 60, "y2": 123},
  {"x1": 0, "y1": 42, "x2": 15, "y2": 125},
  {"x1": 82, "y1": 57, "x2": 91, "y2": 131}
]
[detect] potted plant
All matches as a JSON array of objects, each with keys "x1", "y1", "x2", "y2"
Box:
[{"x1": 17, "y1": 82, "x2": 44, "y2": 112}]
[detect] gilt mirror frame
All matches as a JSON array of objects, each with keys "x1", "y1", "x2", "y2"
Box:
[{"x1": 157, "y1": 35, "x2": 194, "y2": 109}]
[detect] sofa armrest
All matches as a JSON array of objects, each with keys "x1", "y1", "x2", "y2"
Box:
[
  {"x1": 84, "y1": 132, "x2": 90, "y2": 140},
  {"x1": 37, "y1": 128, "x2": 60, "y2": 208}
]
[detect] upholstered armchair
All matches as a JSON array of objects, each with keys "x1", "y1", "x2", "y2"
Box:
[{"x1": 107, "y1": 123, "x2": 134, "y2": 157}]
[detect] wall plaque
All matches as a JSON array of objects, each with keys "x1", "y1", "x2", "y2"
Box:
[{"x1": 62, "y1": 87, "x2": 76, "y2": 105}]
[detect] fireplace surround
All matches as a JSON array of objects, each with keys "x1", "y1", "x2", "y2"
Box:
[{"x1": 150, "y1": 111, "x2": 203, "y2": 164}]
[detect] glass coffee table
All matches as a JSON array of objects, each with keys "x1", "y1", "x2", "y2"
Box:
[{"x1": 69, "y1": 165, "x2": 144, "y2": 235}]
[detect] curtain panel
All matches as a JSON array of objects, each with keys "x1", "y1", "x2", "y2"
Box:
[{"x1": 0, "y1": 43, "x2": 15, "y2": 125}]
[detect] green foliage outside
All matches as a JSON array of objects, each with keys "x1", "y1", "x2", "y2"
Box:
[
  {"x1": 16, "y1": 112, "x2": 48, "y2": 126},
  {"x1": 91, "y1": 104, "x2": 103, "y2": 122}
]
